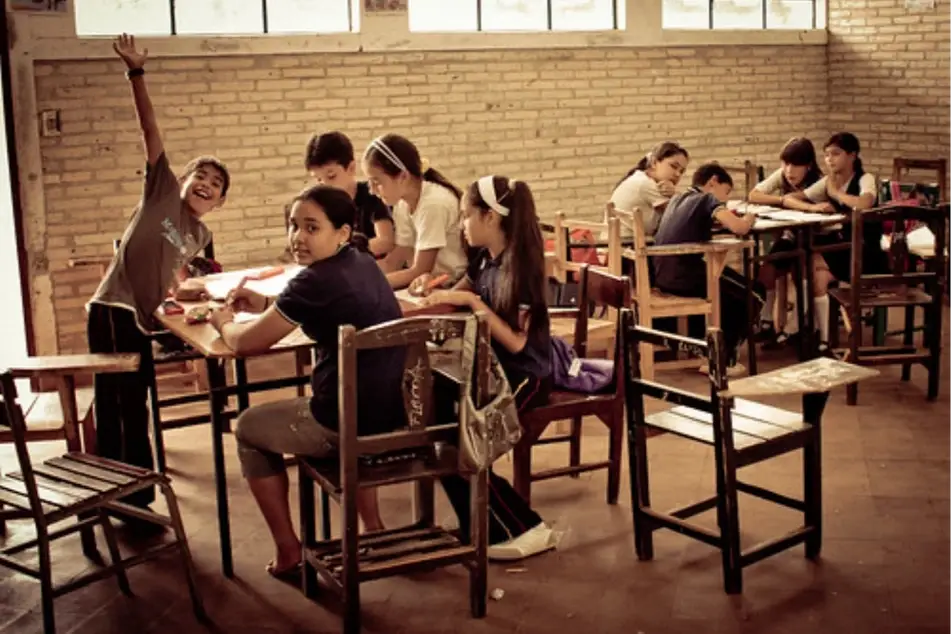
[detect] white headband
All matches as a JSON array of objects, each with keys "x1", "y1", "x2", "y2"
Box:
[
  {"x1": 365, "y1": 137, "x2": 409, "y2": 174},
  {"x1": 477, "y1": 175, "x2": 510, "y2": 216}
]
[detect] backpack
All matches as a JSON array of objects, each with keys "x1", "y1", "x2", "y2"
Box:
[{"x1": 550, "y1": 336, "x2": 614, "y2": 394}]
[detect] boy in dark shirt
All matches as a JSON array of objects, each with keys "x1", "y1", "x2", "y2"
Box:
[
  {"x1": 87, "y1": 34, "x2": 230, "y2": 514},
  {"x1": 305, "y1": 131, "x2": 395, "y2": 258},
  {"x1": 652, "y1": 163, "x2": 762, "y2": 374}
]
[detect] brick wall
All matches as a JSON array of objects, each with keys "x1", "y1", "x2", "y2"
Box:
[
  {"x1": 827, "y1": 0, "x2": 950, "y2": 179},
  {"x1": 37, "y1": 46, "x2": 830, "y2": 352}
]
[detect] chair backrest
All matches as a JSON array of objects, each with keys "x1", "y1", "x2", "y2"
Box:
[
  {"x1": 551, "y1": 213, "x2": 622, "y2": 284},
  {"x1": 608, "y1": 201, "x2": 654, "y2": 307},
  {"x1": 618, "y1": 308, "x2": 739, "y2": 446},
  {"x1": 572, "y1": 265, "x2": 632, "y2": 399},
  {"x1": 723, "y1": 160, "x2": 763, "y2": 200},
  {"x1": 0, "y1": 371, "x2": 45, "y2": 519},
  {"x1": 849, "y1": 205, "x2": 948, "y2": 292},
  {"x1": 337, "y1": 314, "x2": 490, "y2": 466},
  {"x1": 892, "y1": 157, "x2": 948, "y2": 202}
]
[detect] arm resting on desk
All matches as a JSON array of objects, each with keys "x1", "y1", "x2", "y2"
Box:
[{"x1": 217, "y1": 306, "x2": 297, "y2": 357}]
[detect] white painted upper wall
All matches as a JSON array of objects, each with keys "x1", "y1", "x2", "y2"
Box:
[{"x1": 17, "y1": 0, "x2": 827, "y2": 60}]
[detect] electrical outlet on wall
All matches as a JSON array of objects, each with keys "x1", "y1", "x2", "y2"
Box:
[{"x1": 39, "y1": 110, "x2": 61, "y2": 137}]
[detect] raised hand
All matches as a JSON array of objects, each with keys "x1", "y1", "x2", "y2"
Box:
[{"x1": 113, "y1": 33, "x2": 148, "y2": 70}]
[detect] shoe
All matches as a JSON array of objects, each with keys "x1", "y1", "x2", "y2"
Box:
[
  {"x1": 755, "y1": 320, "x2": 777, "y2": 343},
  {"x1": 697, "y1": 362, "x2": 747, "y2": 378},
  {"x1": 761, "y1": 330, "x2": 790, "y2": 351},
  {"x1": 487, "y1": 523, "x2": 556, "y2": 561}
]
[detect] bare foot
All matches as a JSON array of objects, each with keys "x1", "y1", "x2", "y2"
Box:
[{"x1": 266, "y1": 542, "x2": 302, "y2": 577}]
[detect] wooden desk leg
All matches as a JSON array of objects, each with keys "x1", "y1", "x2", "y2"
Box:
[
  {"x1": 143, "y1": 343, "x2": 166, "y2": 474},
  {"x1": 234, "y1": 358, "x2": 250, "y2": 413},
  {"x1": 794, "y1": 230, "x2": 809, "y2": 362},
  {"x1": 743, "y1": 247, "x2": 758, "y2": 376},
  {"x1": 801, "y1": 227, "x2": 816, "y2": 359},
  {"x1": 206, "y1": 358, "x2": 233, "y2": 578}
]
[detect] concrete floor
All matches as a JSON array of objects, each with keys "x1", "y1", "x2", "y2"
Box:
[{"x1": 1, "y1": 322, "x2": 948, "y2": 634}]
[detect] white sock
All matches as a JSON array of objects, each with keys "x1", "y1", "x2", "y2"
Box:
[
  {"x1": 761, "y1": 291, "x2": 775, "y2": 322},
  {"x1": 785, "y1": 297, "x2": 799, "y2": 335},
  {"x1": 814, "y1": 294, "x2": 830, "y2": 343}
]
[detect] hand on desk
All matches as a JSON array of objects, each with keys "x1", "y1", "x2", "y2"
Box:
[
  {"x1": 810, "y1": 202, "x2": 836, "y2": 214},
  {"x1": 408, "y1": 272, "x2": 451, "y2": 297},
  {"x1": 226, "y1": 286, "x2": 268, "y2": 313},
  {"x1": 209, "y1": 305, "x2": 234, "y2": 331}
]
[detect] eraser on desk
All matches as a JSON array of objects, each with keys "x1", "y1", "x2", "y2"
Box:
[{"x1": 161, "y1": 299, "x2": 184, "y2": 315}]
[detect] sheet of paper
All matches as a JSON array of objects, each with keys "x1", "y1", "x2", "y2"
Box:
[
  {"x1": 202, "y1": 265, "x2": 304, "y2": 300},
  {"x1": 394, "y1": 288, "x2": 425, "y2": 306}
]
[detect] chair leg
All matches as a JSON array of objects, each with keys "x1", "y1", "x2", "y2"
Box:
[
  {"x1": 605, "y1": 410, "x2": 623, "y2": 505},
  {"x1": 298, "y1": 468, "x2": 318, "y2": 599},
  {"x1": 80, "y1": 409, "x2": 97, "y2": 455},
  {"x1": 79, "y1": 512, "x2": 99, "y2": 561},
  {"x1": 927, "y1": 302, "x2": 942, "y2": 400},
  {"x1": 803, "y1": 435, "x2": 823, "y2": 559},
  {"x1": 341, "y1": 491, "x2": 361, "y2": 634},
  {"x1": 568, "y1": 416, "x2": 582, "y2": 474},
  {"x1": 512, "y1": 440, "x2": 533, "y2": 505},
  {"x1": 98, "y1": 509, "x2": 132, "y2": 596},
  {"x1": 715, "y1": 445, "x2": 742, "y2": 594},
  {"x1": 901, "y1": 306, "x2": 915, "y2": 381},
  {"x1": 320, "y1": 489, "x2": 331, "y2": 541},
  {"x1": 161, "y1": 482, "x2": 206, "y2": 622},
  {"x1": 145, "y1": 349, "x2": 167, "y2": 474},
  {"x1": 469, "y1": 469, "x2": 488, "y2": 619},
  {"x1": 628, "y1": 420, "x2": 653, "y2": 561},
  {"x1": 846, "y1": 306, "x2": 859, "y2": 406},
  {"x1": 37, "y1": 529, "x2": 56, "y2": 634}
]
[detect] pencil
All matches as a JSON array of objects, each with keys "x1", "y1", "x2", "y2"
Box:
[{"x1": 426, "y1": 273, "x2": 450, "y2": 291}]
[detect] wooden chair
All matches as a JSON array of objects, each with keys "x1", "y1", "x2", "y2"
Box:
[
  {"x1": 613, "y1": 202, "x2": 752, "y2": 381},
  {"x1": 620, "y1": 311, "x2": 877, "y2": 593},
  {"x1": 550, "y1": 212, "x2": 623, "y2": 285},
  {"x1": 512, "y1": 265, "x2": 629, "y2": 505},
  {"x1": 828, "y1": 205, "x2": 948, "y2": 404},
  {"x1": 297, "y1": 314, "x2": 489, "y2": 634},
  {"x1": 724, "y1": 160, "x2": 764, "y2": 199},
  {"x1": 890, "y1": 156, "x2": 949, "y2": 306},
  {"x1": 0, "y1": 363, "x2": 205, "y2": 634}
]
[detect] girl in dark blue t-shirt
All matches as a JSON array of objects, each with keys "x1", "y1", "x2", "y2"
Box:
[
  {"x1": 422, "y1": 175, "x2": 555, "y2": 560},
  {"x1": 209, "y1": 185, "x2": 404, "y2": 577}
]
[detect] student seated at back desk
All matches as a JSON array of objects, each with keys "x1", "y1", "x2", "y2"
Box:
[
  {"x1": 652, "y1": 163, "x2": 763, "y2": 376},
  {"x1": 305, "y1": 131, "x2": 395, "y2": 259}
]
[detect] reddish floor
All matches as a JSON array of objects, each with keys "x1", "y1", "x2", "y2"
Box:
[{"x1": 1, "y1": 324, "x2": 948, "y2": 633}]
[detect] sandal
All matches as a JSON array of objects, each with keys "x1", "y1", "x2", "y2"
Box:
[
  {"x1": 762, "y1": 330, "x2": 790, "y2": 351},
  {"x1": 266, "y1": 559, "x2": 303, "y2": 580}
]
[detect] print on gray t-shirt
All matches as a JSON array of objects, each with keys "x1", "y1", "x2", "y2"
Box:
[{"x1": 88, "y1": 152, "x2": 211, "y2": 332}]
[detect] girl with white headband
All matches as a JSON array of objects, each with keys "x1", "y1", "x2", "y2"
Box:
[
  {"x1": 423, "y1": 174, "x2": 556, "y2": 561},
  {"x1": 362, "y1": 134, "x2": 469, "y2": 290}
]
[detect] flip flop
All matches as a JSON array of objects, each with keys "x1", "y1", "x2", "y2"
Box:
[{"x1": 266, "y1": 559, "x2": 302, "y2": 580}]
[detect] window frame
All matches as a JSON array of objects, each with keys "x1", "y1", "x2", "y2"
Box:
[{"x1": 410, "y1": 0, "x2": 624, "y2": 33}]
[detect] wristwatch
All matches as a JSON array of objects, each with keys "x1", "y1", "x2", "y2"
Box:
[{"x1": 126, "y1": 67, "x2": 145, "y2": 79}]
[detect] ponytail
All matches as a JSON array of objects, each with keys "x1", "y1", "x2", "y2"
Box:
[{"x1": 422, "y1": 167, "x2": 462, "y2": 201}]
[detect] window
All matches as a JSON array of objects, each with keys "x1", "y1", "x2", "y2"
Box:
[
  {"x1": 74, "y1": 0, "x2": 356, "y2": 36},
  {"x1": 409, "y1": 0, "x2": 623, "y2": 32},
  {"x1": 74, "y1": 0, "x2": 172, "y2": 37},
  {"x1": 662, "y1": 0, "x2": 817, "y2": 28}
]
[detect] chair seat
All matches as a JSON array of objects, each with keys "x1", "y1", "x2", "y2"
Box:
[
  {"x1": 0, "y1": 452, "x2": 161, "y2": 522},
  {"x1": 301, "y1": 446, "x2": 459, "y2": 497},
  {"x1": 644, "y1": 399, "x2": 810, "y2": 456},
  {"x1": 521, "y1": 389, "x2": 616, "y2": 423},
  {"x1": 830, "y1": 285, "x2": 933, "y2": 307},
  {"x1": 639, "y1": 290, "x2": 712, "y2": 315}
]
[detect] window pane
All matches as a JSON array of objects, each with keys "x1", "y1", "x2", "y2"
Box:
[
  {"x1": 409, "y1": 0, "x2": 477, "y2": 31},
  {"x1": 175, "y1": 0, "x2": 264, "y2": 35},
  {"x1": 481, "y1": 0, "x2": 548, "y2": 31},
  {"x1": 766, "y1": 0, "x2": 813, "y2": 27},
  {"x1": 712, "y1": 0, "x2": 763, "y2": 28},
  {"x1": 551, "y1": 0, "x2": 618, "y2": 30},
  {"x1": 662, "y1": 0, "x2": 709, "y2": 28},
  {"x1": 267, "y1": 0, "x2": 352, "y2": 33},
  {"x1": 75, "y1": 0, "x2": 172, "y2": 37}
]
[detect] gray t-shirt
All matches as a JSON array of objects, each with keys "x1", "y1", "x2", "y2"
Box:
[{"x1": 89, "y1": 152, "x2": 211, "y2": 332}]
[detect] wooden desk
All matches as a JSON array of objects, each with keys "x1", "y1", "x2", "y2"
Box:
[{"x1": 721, "y1": 357, "x2": 879, "y2": 398}]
